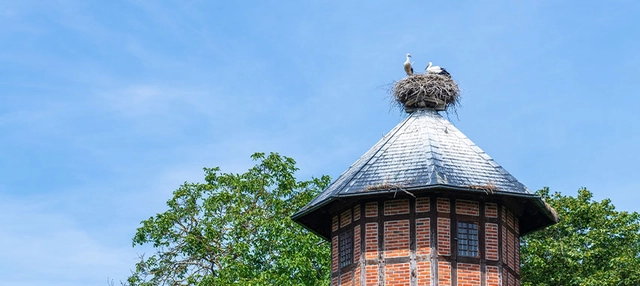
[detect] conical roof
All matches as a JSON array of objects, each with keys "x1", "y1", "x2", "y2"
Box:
[{"x1": 293, "y1": 109, "x2": 557, "y2": 239}]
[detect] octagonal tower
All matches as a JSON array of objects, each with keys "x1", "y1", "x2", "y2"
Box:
[{"x1": 292, "y1": 108, "x2": 557, "y2": 286}]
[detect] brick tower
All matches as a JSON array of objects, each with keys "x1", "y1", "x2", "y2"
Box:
[{"x1": 292, "y1": 108, "x2": 558, "y2": 285}]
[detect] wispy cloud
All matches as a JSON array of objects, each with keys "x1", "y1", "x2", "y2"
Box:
[{"x1": 0, "y1": 193, "x2": 139, "y2": 286}]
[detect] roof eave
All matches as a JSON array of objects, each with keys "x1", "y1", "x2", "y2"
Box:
[{"x1": 292, "y1": 185, "x2": 558, "y2": 240}]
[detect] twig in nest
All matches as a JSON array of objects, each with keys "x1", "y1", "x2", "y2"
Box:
[
  {"x1": 365, "y1": 182, "x2": 415, "y2": 198},
  {"x1": 391, "y1": 73, "x2": 461, "y2": 111},
  {"x1": 468, "y1": 181, "x2": 499, "y2": 195}
]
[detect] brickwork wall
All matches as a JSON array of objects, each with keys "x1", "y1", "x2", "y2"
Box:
[
  {"x1": 457, "y1": 263, "x2": 481, "y2": 286},
  {"x1": 365, "y1": 222, "x2": 378, "y2": 260},
  {"x1": 365, "y1": 265, "x2": 378, "y2": 285},
  {"x1": 486, "y1": 265, "x2": 499, "y2": 286},
  {"x1": 416, "y1": 197, "x2": 430, "y2": 213},
  {"x1": 384, "y1": 199, "x2": 410, "y2": 216},
  {"x1": 437, "y1": 217, "x2": 451, "y2": 256},
  {"x1": 437, "y1": 197, "x2": 450, "y2": 213},
  {"x1": 506, "y1": 272, "x2": 514, "y2": 286},
  {"x1": 354, "y1": 225, "x2": 361, "y2": 264},
  {"x1": 515, "y1": 235, "x2": 520, "y2": 275},
  {"x1": 386, "y1": 263, "x2": 411, "y2": 285},
  {"x1": 485, "y1": 222, "x2": 499, "y2": 261},
  {"x1": 415, "y1": 218, "x2": 430, "y2": 256},
  {"x1": 365, "y1": 202, "x2": 378, "y2": 217},
  {"x1": 455, "y1": 199, "x2": 479, "y2": 216},
  {"x1": 384, "y1": 219, "x2": 410, "y2": 258},
  {"x1": 438, "y1": 261, "x2": 451, "y2": 285},
  {"x1": 508, "y1": 231, "x2": 515, "y2": 270},
  {"x1": 340, "y1": 270, "x2": 353, "y2": 285},
  {"x1": 328, "y1": 197, "x2": 524, "y2": 286},
  {"x1": 416, "y1": 261, "x2": 430, "y2": 285},
  {"x1": 485, "y1": 203, "x2": 498, "y2": 218},
  {"x1": 501, "y1": 206, "x2": 521, "y2": 285},
  {"x1": 502, "y1": 225, "x2": 507, "y2": 267},
  {"x1": 341, "y1": 209, "x2": 352, "y2": 228}
]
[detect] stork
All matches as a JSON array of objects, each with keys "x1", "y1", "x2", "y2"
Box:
[
  {"x1": 403, "y1": 53, "x2": 414, "y2": 76},
  {"x1": 425, "y1": 62, "x2": 451, "y2": 77}
]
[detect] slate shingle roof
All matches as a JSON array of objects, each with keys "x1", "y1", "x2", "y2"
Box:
[{"x1": 293, "y1": 109, "x2": 557, "y2": 239}]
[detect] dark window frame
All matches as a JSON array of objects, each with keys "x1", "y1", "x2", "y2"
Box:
[
  {"x1": 339, "y1": 228, "x2": 353, "y2": 268},
  {"x1": 457, "y1": 221, "x2": 479, "y2": 257}
]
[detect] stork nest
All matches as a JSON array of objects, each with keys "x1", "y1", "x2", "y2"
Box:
[{"x1": 391, "y1": 73, "x2": 460, "y2": 111}]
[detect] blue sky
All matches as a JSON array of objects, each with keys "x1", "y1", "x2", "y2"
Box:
[{"x1": 2, "y1": 1, "x2": 640, "y2": 285}]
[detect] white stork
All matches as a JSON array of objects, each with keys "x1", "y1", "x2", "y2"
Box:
[
  {"x1": 403, "y1": 53, "x2": 414, "y2": 76},
  {"x1": 425, "y1": 62, "x2": 451, "y2": 77}
]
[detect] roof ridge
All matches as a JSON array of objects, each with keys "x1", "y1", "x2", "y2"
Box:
[
  {"x1": 424, "y1": 110, "x2": 448, "y2": 185},
  {"x1": 300, "y1": 112, "x2": 417, "y2": 209}
]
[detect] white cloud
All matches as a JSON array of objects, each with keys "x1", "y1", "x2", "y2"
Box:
[{"x1": 0, "y1": 193, "x2": 140, "y2": 286}]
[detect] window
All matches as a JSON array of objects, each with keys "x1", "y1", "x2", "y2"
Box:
[
  {"x1": 457, "y1": 221, "x2": 479, "y2": 257},
  {"x1": 339, "y1": 230, "x2": 353, "y2": 268}
]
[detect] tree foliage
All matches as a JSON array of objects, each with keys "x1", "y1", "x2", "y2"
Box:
[
  {"x1": 521, "y1": 187, "x2": 640, "y2": 286},
  {"x1": 126, "y1": 152, "x2": 331, "y2": 286}
]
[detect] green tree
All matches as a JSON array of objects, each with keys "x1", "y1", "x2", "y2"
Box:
[
  {"x1": 521, "y1": 187, "x2": 640, "y2": 286},
  {"x1": 126, "y1": 152, "x2": 331, "y2": 286}
]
